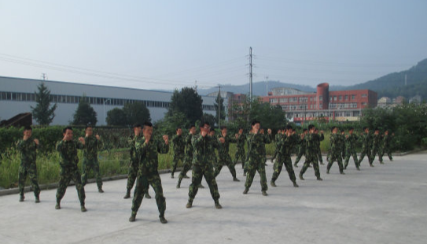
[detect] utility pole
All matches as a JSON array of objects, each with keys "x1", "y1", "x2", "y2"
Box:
[
  {"x1": 265, "y1": 76, "x2": 269, "y2": 95},
  {"x1": 405, "y1": 74, "x2": 407, "y2": 86},
  {"x1": 249, "y1": 47, "x2": 253, "y2": 99},
  {"x1": 41, "y1": 73, "x2": 47, "y2": 80},
  {"x1": 218, "y1": 84, "x2": 221, "y2": 129}
]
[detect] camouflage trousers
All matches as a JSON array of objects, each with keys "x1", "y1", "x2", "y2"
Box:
[
  {"x1": 177, "y1": 155, "x2": 192, "y2": 186},
  {"x1": 56, "y1": 167, "x2": 85, "y2": 206},
  {"x1": 18, "y1": 163, "x2": 40, "y2": 197},
  {"x1": 382, "y1": 147, "x2": 393, "y2": 161},
  {"x1": 358, "y1": 148, "x2": 373, "y2": 165},
  {"x1": 188, "y1": 164, "x2": 220, "y2": 203},
  {"x1": 245, "y1": 157, "x2": 268, "y2": 191},
  {"x1": 317, "y1": 148, "x2": 323, "y2": 164},
  {"x1": 327, "y1": 152, "x2": 344, "y2": 173},
  {"x1": 300, "y1": 154, "x2": 321, "y2": 178},
  {"x1": 294, "y1": 147, "x2": 305, "y2": 164},
  {"x1": 344, "y1": 148, "x2": 359, "y2": 169},
  {"x1": 371, "y1": 147, "x2": 384, "y2": 163},
  {"x1": 271, "y1": 154, "x2": 296, "y2": 183},
  {"x1": 171, "y1": 153, "x2": 185, "y2": 176},
  {"x1": 131, "y1": 171, "x2": 166, "y2": 218},
  {"x1": 126, "y1": 161, "x2": 139, "y2": 191},
  {"x1": 214, "y1": 154, "x2": 237, "y2": 179},
  {"x1": 234, "y1": 148, "x2": 246, "y2": 168},
  {"x1": 81, "y1": 159, "x2": 102, "y2": 189}
]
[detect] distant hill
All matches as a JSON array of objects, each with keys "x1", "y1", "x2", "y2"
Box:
[
  {"x1": 198, "y1": 59, "x2": 427, "y2": 100},
  {"x1": 331, "y1": 59, "x2": 427, "y2": 100}
]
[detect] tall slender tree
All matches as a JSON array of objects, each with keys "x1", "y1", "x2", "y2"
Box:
[
  {"x1": 31, "y1": 82, "x2": 57, "y2": 125},
  {"x1": 73, "y1": 95, "x2": 97, "y2": 126}
]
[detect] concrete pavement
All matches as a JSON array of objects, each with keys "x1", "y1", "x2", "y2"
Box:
[{"x1": 0, "y1": 153, "x2": 426, "y2": 243}]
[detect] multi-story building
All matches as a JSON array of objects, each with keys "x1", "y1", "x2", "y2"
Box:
[
  {"x1": 0, "y1": 76, "x2": 216, "y2": 125},
  {"x1": 261, "y1": 83, "x2": 377, "y2": 123}
]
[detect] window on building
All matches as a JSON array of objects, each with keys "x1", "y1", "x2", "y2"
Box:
[
  {"x1": 345, "y1": 95, "x2": 348, "y2": 100},
  {"x1": 319, "y1": 96, "x2": 323, "y2": 101},
  {"x1": 362, "y1": 94, "x2": 367, "y2": 97},
  {"x1": 330, "y1": 96, "x2": 332, "y2": 101},
  {"x1": 333, "y1": 96, "x2": 337, "y2": 101},
  {"x1": 352, "y1": 95, "x2": 355, "y2": 100},
  {"x1": 339, "y1": 95, "x2": 342, "y2": 100}
]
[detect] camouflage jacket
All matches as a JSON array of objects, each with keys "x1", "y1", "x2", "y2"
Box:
[
  {"x1": 236, "y1": 133, "x2": 246, "y2": 151},
  {"x1": 172, "y1": 134, "x2": 185, "y2": 155},
  {"x1": 217, "y1": 134, "x2": 236, "y2": 157},
  {"x1": 383, "y1": 134, "x2": 392, "y2": 149},
  {"x1": 259, "y1": 134, "x2": 272, "y2": 155},
  {"x1": 345, "y1": 133, "x2": 359, "y2": 149},
  {"x1": 313, "y1": 133, "x2": 324, "y2": 149},
  {"x1": 208, "y1": 135, "x2": 219, "y2": 159},
  {"x1": 246, "y1": 132, "x2": 266, "y2": 165},
  {"x1": 128, "y1": 135, "x2": 140, "y2": 164},
  {"x1": 330, "y1": 133, "x2": 343, "y2": 155},
  {"x1": 184, "y1": 133, "x2": 195, "y2": 158},
  {"x1": 83, "y1": 135, "x2": 103, "y2": 161},
  {"x1": 136, "y1": 136, "x2": 169, "y2": 174},
  {"x1": 304, "y1": 133, "x2": 319, "y2": 157},
  {"x1": 16, "y1": 137, "x2": 39, "y2": 165},
  {"x1": 360, "y1": 133, "x2": 372, "y2": 149},
  {"x1": 372, "y1": 134, "x2": 383, "y2": 152},
  {"x1": 192, "y1": 134, "x2": 216, "y2": 166},
  {"x1": 280, "y1": 134, "x2": 297, "y2": 156},
  {"x1": 56, "y1": 140, "x2": 84, "y2": 168}
]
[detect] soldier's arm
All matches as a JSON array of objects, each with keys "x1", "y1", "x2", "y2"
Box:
[{"x1": 97, "y1": 137, "x2": 104, "y2": 151}]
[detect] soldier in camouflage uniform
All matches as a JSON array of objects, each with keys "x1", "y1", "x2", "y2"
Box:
[
  {"x1": 55, "y1": 126, "x2": 87, "y2": 212},
  {"x1": 343, "y1": 127, "x2": 360, "y2": 170},
  {"x1": 214, "y1": 126, "x2": 240, "y2": 182},
  {"x1": 294, "y1": 129, "x2": 308, "y2": 167},
  {"x1": 16, "y1": 126, "x2": 41, "y2": 203},
  {"x1": 371, "y1": 128, "x2": 384, "y2": 164},
  {"x1": 171, "y1": 127, "x2": 186, "y2": 178},
  {"x1": 271, "y1": 125, "x2": 299, "y2": 188},
  {"x1": 358, "y1": 127, "x2": 374, "y2": 167},
  {"x1": 299, "y1": 125, "x2": 323, "y2": 181},
  {"x1": 271, "y1": 129, "x2": 282, "y2": 165},
  {"x1": 208, "y1": 128, "x2": 218, "y2": 171},
  {"x1": 124, "y1": 124, "x2": 151, "y2": 199},
  {"x1": 177, "y1": 125, "x2": 196, "y2": 188},
  {"x1": 259, "y1": 128, "x2": 272, "y2": 167},
  {"x1": 340, "y1": 130, "x2": 346, "y2": 160},
  {"x1": 243, "y1": 121, "x2": 270, "y2": 196},
  {"x1": 314, "y1": 129, "x2": 325, "y2": 165},
  {"x1": 234, "y1": 127, "x2": 246, "y2": 172},
  {"x1": 81, "y1": 125, "x2": 104, "y2": 193},
  {"x1": 326, "y1": 126, "x2": 345, "y2": 174},
  {"x1": 130, "y1": 122, "x2": 169, "y2": 224},
  {"x1": 382, "y1": 130, "x2": 394, "y2": 161},
  {"x1": 186, "y1": 121, "x2": 223, "y2": 209}
]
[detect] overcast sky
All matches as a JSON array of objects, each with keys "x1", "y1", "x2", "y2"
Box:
[{"x1": 0, "y1": 0, "x2": 426, "y2": 91}]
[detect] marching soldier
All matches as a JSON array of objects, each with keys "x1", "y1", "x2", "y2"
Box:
[
  {"x1": 186, "y1": 121, "x2": 223, "y2": 209},
  {"x1": 214, "y1": 126, "x2": 240, "y2": 182},
  {"x1": 16, "y1": 126, "x2": 40, "y2": 203},
  {"x1": 55, "y1": 126, "x2": 87, "y2": 212},
  {"x1": 177, "y1": 125, "x2": 196, "y2": 188},
  {"x1": 233, "y1": 127, "x2": 247, "y2": 173},
  {"x1": 271, "y1": 125, "x2": 299, "y2": 188},
  {"x1": 382, "y1": 130, "x2": 394, "y2": 161},
  {"x1": 171, "y1": 127, "x2": 185, "y2": 178},
  {"x1": 81, "y1": 125, "x2": 104, "y2": 193},
  {"x1": 326, "y1": 126, "x2": 345, "y2": 175},
  {"x1": 344, "y1": 127, "x2": 360, "y2": 170},
  {"x1": 358, "y1": 127, "x2": 374, "y2": 167},
  {"x1": 371, "y1": 128, "x2": 384, "y2": 164},
  {"x1": 130, "y1": 122, "x2": 169, "y2": 224},
  {"x1": 299, "y1": 125, "x2": 323, "y2": 181},
  {"x1": 243, "y1": 121, "x2": 270, "y2": 196},
  {"x1": 293, "y1": 128, "x2": 307, "y2": 167},
  {"x1": 314, "y1": 128, "x2": 325, "y2": 165}
]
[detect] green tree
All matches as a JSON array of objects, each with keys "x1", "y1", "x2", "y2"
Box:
[
  {"x1": 106, "y1": 108, "x2": 127, "y2": 126},
  {"x1": 167, "y1": 87, "x2": 203, "y2": 124},
  {"x1": 214, "y1": 92, "x2": 226, "y2": 124},
  {"x1": 73, "y1": 95, "x2": 97, "y2": 126},
  {"x1": 154, "y1": 111, "x2": 188, "y2": 136},
  {"x1": 123, "y1": 101, "x2": 151, "y2": 125},
  {"x1": 202, "y1": 113, "x2": 217, "y2": 129},
  {"x1": 31, "y1": 82, "x2": 57, "y2": 125}
]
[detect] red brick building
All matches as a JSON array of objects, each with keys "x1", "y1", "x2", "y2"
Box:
[{"x1": 261, "y1": 83, "x2": 377, "y2": 123}]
